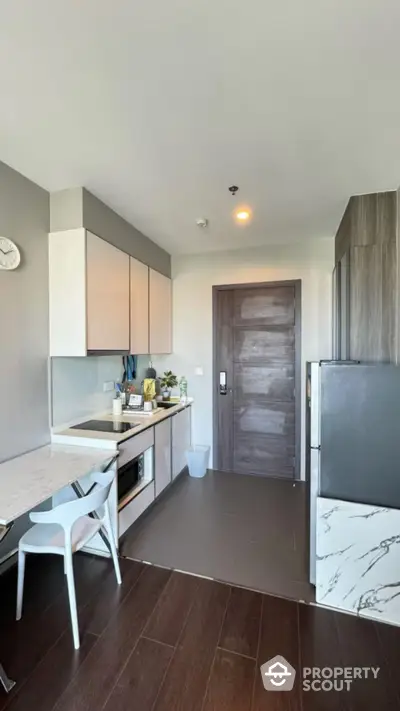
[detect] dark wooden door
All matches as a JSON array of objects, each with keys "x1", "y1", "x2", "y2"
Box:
[{"x1": 214, "y1": 283, "x2": 299, "y2": 479}]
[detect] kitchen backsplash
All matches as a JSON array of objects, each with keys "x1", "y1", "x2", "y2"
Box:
[
  {"x1": 50, "y1": 356, "x2": 123, "y2": 427},
  {"x1": 50, "y1": 354, "x2": 181, "y2": 428}
]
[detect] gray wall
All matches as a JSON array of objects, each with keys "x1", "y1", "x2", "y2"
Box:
[
  {"x1": 50, "y1": 187, "x2": 171, "y2": 277},
  {"x1": 0, "y1": 160, "x2": 50, "y2": 463},
  {"x1": 0, "y1": 161, "x2": 50, "y2": 563}
]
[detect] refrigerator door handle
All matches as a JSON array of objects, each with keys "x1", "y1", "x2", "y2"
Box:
[{"x1": 310, "y1": 362, "x2": 321, "y2": 449}]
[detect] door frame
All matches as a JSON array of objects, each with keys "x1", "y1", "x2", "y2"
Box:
[{"x1": 212, "y1": 279, "x2": 302, "y2": 480}]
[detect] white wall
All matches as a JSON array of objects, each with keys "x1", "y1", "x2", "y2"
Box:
[
  {"x1": 51, "y1": 356, "x2": 122, "y2": 427},
  {"x1": 152, "y1": 238, "x2": 334, "y2": 479}
]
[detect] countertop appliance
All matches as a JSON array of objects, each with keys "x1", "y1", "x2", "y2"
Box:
[
  {"x1": 307, "y1": 361, "x2": 400, "y2": 584},
  {"x1": 71, "y1": 420, "x2": 139, "y2": 434}
]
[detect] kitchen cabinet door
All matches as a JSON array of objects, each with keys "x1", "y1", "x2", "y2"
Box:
[
  {"x1": 155, "y1": 419, "x2": 172, "y2": 497},
  {"x1": 172, "y1": 407, "x2": 191, "y2": 479},
  {"x1": 86, "y1": 232, "x2": 130, "y2": 352},
  {"x1": 149, "y1": 269, "x2": 172, "y2": 354},
  {"x1": 130, "y1": 257, "x2": 149, "y2": 354}
]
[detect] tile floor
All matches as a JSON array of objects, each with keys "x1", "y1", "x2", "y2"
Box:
[{"x1": 122, "y1": 470, "x2": 314, "y2": 602}]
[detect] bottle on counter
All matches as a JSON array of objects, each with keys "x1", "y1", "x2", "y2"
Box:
[
  {"x1": 113, "y1": 397, "x2": 122, "y2": 417},
  {"x1": 179, "y1": 376, "x2": 188, "y2": 403}
]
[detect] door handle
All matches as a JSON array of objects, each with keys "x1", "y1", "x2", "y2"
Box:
[{"x1": 219, "y1": 371, "x2": 227, "y2": 395}]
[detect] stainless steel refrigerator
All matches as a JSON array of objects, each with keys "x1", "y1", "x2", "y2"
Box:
[{"x1": 306, "y1": 361, "x2": 400, "y2": 585}]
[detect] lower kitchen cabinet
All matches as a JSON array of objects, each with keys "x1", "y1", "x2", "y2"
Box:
[
  {"x1": 172, "y1": 407, "x2": 191, "y2": 479},
  {"x1": 154, "y1": 418, "x2": 172, "y2": 497},
  {"x1": 119, "y1": 482, "x2": 155, "y2": 537}
]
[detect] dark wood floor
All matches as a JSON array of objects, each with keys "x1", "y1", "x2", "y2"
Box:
[{"x1": 0, "y1": 553, "x2": 399, "y2": 711}]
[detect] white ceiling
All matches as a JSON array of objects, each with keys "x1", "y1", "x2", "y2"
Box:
[{"x1": 1, "y1": 1, "x2": 400, "y2": 255}]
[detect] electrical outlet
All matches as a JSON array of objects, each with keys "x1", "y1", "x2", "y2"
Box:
[
  {"x1": 103, "y1": 380, "x2": 115, "y2": 392},
  {"x1": 195, "y1": 366, "x2": 204, "y2": 376}
]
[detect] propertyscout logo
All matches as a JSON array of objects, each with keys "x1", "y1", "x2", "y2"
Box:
[{"x1": 260, "y1": 656, "x2": 380, "y2": 693}]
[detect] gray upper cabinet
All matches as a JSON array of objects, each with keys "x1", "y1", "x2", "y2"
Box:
[{"x1": 334, "y1": 190, "x2": 398, "y2": 363}]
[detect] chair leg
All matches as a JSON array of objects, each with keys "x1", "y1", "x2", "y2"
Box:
[
  {"x1": 16, "y1": 548, "x2": 26, "y2": 621},
  {"x1": 0, "y1": 664, "x2": 15, "y2": 693},
  {"x1": 64, "y1": 551, "x2": 80, "y2": 649},
  {"x1": 104, "y1": 516, "x2": 122, "y2": 585},
  {"x1": 108, "y1": 528, "x2": 122, "y2": 585}
]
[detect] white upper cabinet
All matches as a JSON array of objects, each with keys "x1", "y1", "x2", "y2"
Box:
[
  {"x1": 130, "y1": 257, "x2": 149, "y2": 354},
  {"x1": 86, "y1": 232, "x2": 130, "y2": 352},
  {"x1": 49, "y1": 228, "x2": 87, "y2": 357},
  {"x1": 149, "y1": 268, "x2": 172, "y2": 354},
  {"x1": 49, "y1": 229, "x2": 172, "y2": 357},
  {"x1": 49, "y1": 229, "x2": 130, "y2": 356}
]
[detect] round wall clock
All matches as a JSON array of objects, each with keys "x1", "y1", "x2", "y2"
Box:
[{"x1": 0, "y1": 237, "x2": 21, "y2": 270}]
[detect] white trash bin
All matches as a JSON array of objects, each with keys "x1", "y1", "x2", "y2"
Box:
[{"x1": 186, "y1": 445, "x2": 210, "y2": 478}]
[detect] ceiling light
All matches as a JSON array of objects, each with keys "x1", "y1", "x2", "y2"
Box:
[{"x1": 234, "y1": 207, "x2": 252, "y2": 223}]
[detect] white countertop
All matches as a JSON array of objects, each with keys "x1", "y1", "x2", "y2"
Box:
[
  {"x1": 51, "y1": 399, "x2": 193, "y2": 448},
  {"x1": 0, "y1": 444, "x2": 114, "y2": 525}
]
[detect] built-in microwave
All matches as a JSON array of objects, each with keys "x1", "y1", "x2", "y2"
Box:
[{"x1": 117, "y1": 453, "x2": 144, "y2": 511}]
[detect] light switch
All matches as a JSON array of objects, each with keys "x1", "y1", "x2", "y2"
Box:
[
  {"x1": 103, "y1": 380, "x2": 115, "y2": 392},
  {"x1": 195, "y1": 366, "x2": 204, "y2": 376}
]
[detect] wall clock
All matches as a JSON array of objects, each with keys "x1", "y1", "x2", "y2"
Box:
[{"x1": 0, "y1": 237, "x2": 21, "y2": 270}]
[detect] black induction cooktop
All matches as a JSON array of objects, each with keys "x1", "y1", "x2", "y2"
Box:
[{"x1": 71, "y1": 420, "x2": 139, "y2": 434}]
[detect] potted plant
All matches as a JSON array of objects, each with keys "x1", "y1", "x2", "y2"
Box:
[{"x1": 160, "y1": 370, "x2": 178, "y2": 400}]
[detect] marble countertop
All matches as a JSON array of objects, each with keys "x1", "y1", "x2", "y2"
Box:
[
  {"x1": 51, "y1": 399, "x2": 193, "y2": 448},
  {"x1": 0, "y1": 444, "x2": 114, "y2": 525}
]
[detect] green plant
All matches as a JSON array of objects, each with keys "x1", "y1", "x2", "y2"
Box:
[{"x1": 160, "y1": 370, "x2": 178, "y2": 390}]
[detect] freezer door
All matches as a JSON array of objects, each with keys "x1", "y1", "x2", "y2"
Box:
[
  {"x1": 309, "y1": 362, "x2": 320, "y2": 449},
  {"x1": 309, "y1": 447, "x2": 320, "y2": 585},
  {"x1": 320, "y1": 364, "x2": 400, "y2": 507}
]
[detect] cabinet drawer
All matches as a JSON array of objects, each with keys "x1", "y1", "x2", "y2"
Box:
[
  {"x1": 119, "y1": 482, "x2": 155, "y2": 537},
  {"x1": 118, "y1": 428, "x2": 154, "y2": 469}
]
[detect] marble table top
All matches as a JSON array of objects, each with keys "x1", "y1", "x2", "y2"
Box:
[{"x1": 0, "y1": 444, "x2": 113, "y2": 525}]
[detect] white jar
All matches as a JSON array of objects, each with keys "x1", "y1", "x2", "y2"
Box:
[{"x1": 113, "y1": 398, "x2": 122, "y2": 417}]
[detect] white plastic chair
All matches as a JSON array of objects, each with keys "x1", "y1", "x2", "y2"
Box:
[{"x1": 16, "y1": 470, "x2": 121, "y2": 649}]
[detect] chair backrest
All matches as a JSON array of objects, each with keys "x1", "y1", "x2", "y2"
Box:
[{"x1": 29, "y1": 470, "x2": 115, "y2": 529}]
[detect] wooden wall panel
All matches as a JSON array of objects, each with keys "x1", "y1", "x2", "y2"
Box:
[
  {"x1": 350, "y1": 244, "x2": 396, "y2": 362},
  {"x1": 335, "y1": 200, "x2": 352, "y2": 263},
  {"x1": 351, "y1": 192, "x2": 396, "y2": 247},
  {"x1": 350, "y1": 246, "x2": 382, "y2": 361},
  {"x1": 336, "y1": 189, "x2": 397, "y2": 364}
]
